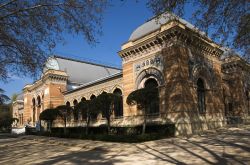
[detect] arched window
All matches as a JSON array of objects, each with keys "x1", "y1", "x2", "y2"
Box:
[
  {"x1": 145, "y1": 78, "x2": 158, "y2": 88},
  {"x1": 90, "y1": 95, "x2": 96, "y2": 100},
  {"x1": 32, "y1": 98, "x2": 36, "y2": 122},
  {"x1": 197, "y1": 78, "x2": 206, "y2": 113},
  {"x1": 81, "y1": 97, "x2": 86, "y2": 102},
  {"x1": 113, "y1": 88, "x2": 123, "y2": 117},
  {"x1": 32, "y1": 98, "x2": 36, "y2": 107},
  {"x1": 73, "y1": 99, "x2": 78, "y2": 106},
  {"x1": 37, "y1": 96, "x2": 41, "y2": 107},
  {"x1": 66, "y1": 101, "x2": 70, "y2": 107},
  {"x1": 144, "y1": 78, "x2": 159, "y2": 114}
]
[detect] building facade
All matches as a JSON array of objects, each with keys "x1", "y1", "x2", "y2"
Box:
[{"x1": 14, "y1": 13, "x2": 250, "y2": 135}]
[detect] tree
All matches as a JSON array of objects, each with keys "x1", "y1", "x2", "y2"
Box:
[
  {"x1": 39, "y1": 108, "x2": 59, "y2": 132},
  {"x1": 0, "y1": 0, "x2": 108, "y2": 81},
  {"x1": 0, "y1": 88, "x2": 10, "y2": 105},
  {"x1": 11, "y1": 93, "x2": 18, "y2": 102},
  {"x1": 0, "y1": 103, "x2": 17, "y2": 131},
  {"x1": 147, "y1": 0, "x2": 250, "y2": 61},
  {"x1": 126, "y1": 87, "x2": 159, "y2": 134},
  {"x1": 56, "y1": 105, "x2": 72, "y2": 135},
  {"x1": 75, "y1": 99, "x2": 99, "y2": 135},
  {"x1": 95, "y1": 92, "x2": 119, "y2": 134}
]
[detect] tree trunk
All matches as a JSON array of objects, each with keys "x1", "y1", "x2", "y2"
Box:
[
  {"x1": 86, "y1": 116, "x2": 90, "y2": 135},
  {"x1": 64, "y1": 118, "x2": 67, "y2": 136},
  {"x1": 142, "y1": 115, "x2": 146, "y2": 134},
  {"x1": 142, "y1": 106, "x2": 148, "y2": 134},
  {"x1": 49, "y1": 121, "x2": 52, "y2": 133},
  {"x1": 107, "y1": 118, "x2": 110, "y2": 135}
]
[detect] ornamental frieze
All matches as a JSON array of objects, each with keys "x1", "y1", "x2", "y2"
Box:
[{"x1": 134, "y1": 54, "x2": 163, "y2": 77}]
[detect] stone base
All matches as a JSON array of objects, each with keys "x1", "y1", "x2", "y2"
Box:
[{"x1": 174, "y1": 117, "x2": 225, "y2": 136}]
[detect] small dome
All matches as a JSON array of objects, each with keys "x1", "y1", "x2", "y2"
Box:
[
  {"x1": 43, "y1": 57, "x2": 60, "y2": 72},
  {"x1": 129, "y1": 12, "x2": 203, "y2": 41}
]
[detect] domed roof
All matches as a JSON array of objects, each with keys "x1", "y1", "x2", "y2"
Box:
[
  {"x1": 129, "y1": 12, "x2": 204, "y2": 41},
  {"x1": 43, "y1": 56, "x2": 121, "y2": 85}
]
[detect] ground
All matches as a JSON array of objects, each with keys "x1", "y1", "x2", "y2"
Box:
[{"x1": 0, "y1": 125, "x2": 249, "y2": 165}]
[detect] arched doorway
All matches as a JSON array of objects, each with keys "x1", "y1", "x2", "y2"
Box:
[
  {"x1": 113, "y1": 88, "x2": 123, "y2": 117},
  {"x1": 144, "y1": 78, "x2": 159, "y2": 114},
  {"x1": 197, "y1": 78, "x2": 206, "y2": 113}
]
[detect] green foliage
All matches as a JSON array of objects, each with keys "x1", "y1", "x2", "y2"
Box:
[
  {"x1": 95, "y1": 93, "x2": 118, "y2": 119},
  {"x1": 11, "y1": 93, "x2": 18, "y2": 102},
  {"x1": 126, "y1": 87, "x2": 158, "y2": 111},
  {"x1": 55, "y1": 105, "x2": 73, "y2": 134},
  {"x1": 0, "y1": 0, "x2": 108, "y2": 81},
  {"x1": 0, "y1": 118, "x2": 18, "y2": 130},
  {"x1": 74, "y1": 100, "x2": 98, "y2": 120},
  {"x1": 39, "y1": 108, "x2": 60, "y2": 132},
  {"x1": 28, "y1": 124, "x2": 175, "y2": 142},
  {"x1": 39, "y1": 108, "x2": 59, "y2": 122},
  {"x1": 127, "y1": 87, "x2": 159, "y2": 134},
  {"x1": 0, "y1": 88, "x2": 10, "y2": 105},
  {"x1": 56, "y1": 105, "x2": 73, "y2": 119},
  {"x1": 95, "y1": 92, "x2": 120, "y2": 134}
]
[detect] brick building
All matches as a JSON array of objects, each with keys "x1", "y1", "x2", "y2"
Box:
[{"x1": 13, "y1": 13, "x2": 250, "y2": 135}]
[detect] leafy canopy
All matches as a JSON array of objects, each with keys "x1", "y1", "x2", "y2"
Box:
[
  {"x1": 147, "y1": 0, "x2": 250, "y2": 61},
  {"x1": 0, "y1": 88, "x2": 10, "y2": 105},
  {"x1": 126, "y1": 87, "x2": 158, "y2": 111},
  {"x1": 0, "y1": 0, "x2": 108, "y2": 81},
  {"x1": 39, "y1": 108, "x2": 59, "y2": 122}
]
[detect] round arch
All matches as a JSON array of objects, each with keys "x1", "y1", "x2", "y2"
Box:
[
  {"x1": 37, "y1": 95, "x2": 41, "y2": 106},
  {"x1": 192, "y1": 65, "x2": 213, "y2": 90},
  {"x1": 73, "y1": 99, "x2": 78, "y2": 106},
  {"x1": 81, "y1": 97, "x2": 87, "y2": 102},
  {"x1": 135, "y1": 67, "x2": 164, "y2": 89},
  {"x1": 90, "y1": 94, "x2": 96, "y2": 100},
  {"x1": 66, "y1": 101, "x2": 70, "y2": 107}
]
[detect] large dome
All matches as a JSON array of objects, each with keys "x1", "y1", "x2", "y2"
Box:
[{"x1": 129, "y1": 12, "x2": 203, "y2": 41}]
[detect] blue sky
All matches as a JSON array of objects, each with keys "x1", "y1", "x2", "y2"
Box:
[{"x1": 1, "y1": 1, "x2": 193, "y2": 98}]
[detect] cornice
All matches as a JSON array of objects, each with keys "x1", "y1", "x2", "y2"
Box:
[
  {"x1": 23, "y1": 69, "x2": 68, "y2": 92},
  {"x1": 119, "y1": 21, "x2": 223, "y2": 63},
  {"x1": 222, "y1": 58, "x2": 250, "y2": 73}
]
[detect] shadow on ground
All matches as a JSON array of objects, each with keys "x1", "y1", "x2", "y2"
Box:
[{"x1": 0, "y1": 125, "x2": 250, "y2": 165}]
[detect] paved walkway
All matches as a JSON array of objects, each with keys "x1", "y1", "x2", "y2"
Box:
[{"x1": 0, "y1": 125, "x2": 249, "y2": 165}]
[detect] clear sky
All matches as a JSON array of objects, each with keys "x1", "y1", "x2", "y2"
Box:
[{"x1": 0, "y1": 0, "x2": 193, "y2": 98}]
